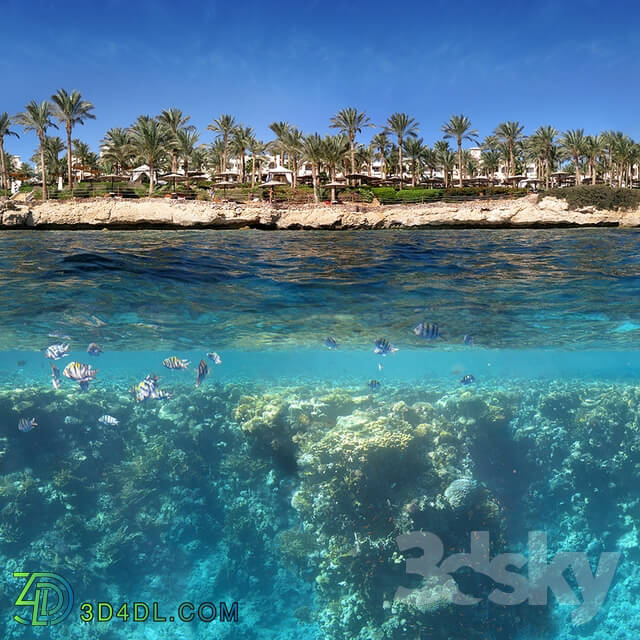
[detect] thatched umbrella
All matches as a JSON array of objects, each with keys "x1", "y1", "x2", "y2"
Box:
[
  {"x1": 161, "y1": 172, "x2": 189, "y2": 193},
  {"x1": 324, "y1": 181, "x2": 347, "y2": 203},
  {"x1": 261, "y1": 179, "x2": 286, "y2": 203}
]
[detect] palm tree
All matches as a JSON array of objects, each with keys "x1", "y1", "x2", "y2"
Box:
[
  {"x1": 322, "y1": 135, "x2": 349, "y2": 181},
  {"x1": 100, "y1": 128, "x2": 133, "y2": 175},
  {"x1": 175, "y1": 128, "x2": 199, "y2": 188},
  {"x1": 403, "y1": 137, "x2": 425, "y2": 187},
  {"x1": 0, "y1": 112, "x2": 19, "y2": 193},
  {"x1": 71, "y1": 138, "x2": 96, "y2": 180},
  {"x1": 329, "y1": 107, "x2": 373, "y2": 179},
  {"x1": 560, "y1": 129, "x2": 586, "y2": 185},
  {"x1": 611, "y1": 133, "x2": 635, "y2": 187},
  {"x1": 494, "y1": 121, "x2": 524, "y2": 180},
  {"x1": 247, "y1": 136, "x2": 266, "y2": 187},
  {"x1": 584, "y1": 134, "x2": 605, "y2": 185},
  {"x1": 40, "y1": 136, "x2": 65, "y2": 185},
  {"x1": 438, "y1": 148, "x2": 457, "y2": 189},
  {"x1": 441, "y1": 114, "x2": 478, "y2": 187},
  {"x1": 384, "y1": 113, "x2": 419, "y2": 189},
  {"x1": 480, "y1": 150, "x2": 501, "y2": 182},
  {"x1": 207, "y1": 114, "x2": 237, "y2": 172},
  {"x1": 230, "y1": 126, "x2": 253, "y2": 183},
  {"x1": 372, "y1": 132, "x2": 391, "y2": 179},
  {"x1": 129, "y1": 116, "x2": 169, "y2": 196},
  {"x1": 158, "y1": 108, "x2": 194, "y2": 173},
  {"x1": 283, "y1": 127, "x2": 304, "y2": 189},
  {"x1": 528, "y1": 126, "x2": 558, "y2": 189},
  {"x1": 14, "y1": 100, "x2": 58, "y2": 200},
  {"x1": 51, "y1": 89, "x2": 95, "y2": 190},
  {"x1": 302, "y1": 133, "x2": 324, "y2": 203},
  {"x1": 268, "y1": 121, "x2": 291, "y2": 168}
]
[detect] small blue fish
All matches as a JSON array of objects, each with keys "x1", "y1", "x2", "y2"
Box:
[
  {"x1": 324, "y1": 337, "x2": 338, "y2": 350},
  {"x1": 460, "y1": 374, "x2": 475, "y2": 385},
  {"x1": 413, "y1": 322, "x2": 441, "y2": 340},
  {"x1": 195, "y1": 359, "x2": 208, "y2": 388},
  {"x1": 98, "y1": 415, "x2": 119, "y2": 426},
  {"x1": 368, "y1": 380, "x2": 381, "y2": 391},
  {"x1": 463, "y1": 335, "x2": 474, "y2": 346},
  {"x1": 374, "y1": 338, "x2": 397, "y2": 356},
  {"x1": 18, "y1": 417, "x2": 37, "y2": 432}
]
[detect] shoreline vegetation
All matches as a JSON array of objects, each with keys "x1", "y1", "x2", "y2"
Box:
[{"x1": 3, "y1": 93, "x2": 640, "y2": 212}]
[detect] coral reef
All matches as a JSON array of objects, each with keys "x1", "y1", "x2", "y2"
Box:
[{"x1": 2, "y1": 378, "x2": 639, "y2": 639}]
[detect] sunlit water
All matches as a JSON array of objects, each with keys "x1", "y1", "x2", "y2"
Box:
[{"x1": 2, "y1": 229, "x2": 640, "y2": 640}]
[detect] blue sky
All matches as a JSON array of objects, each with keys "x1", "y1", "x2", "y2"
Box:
[{"x1": 2, "y1": 0, "x2": 639, "y2": 162}]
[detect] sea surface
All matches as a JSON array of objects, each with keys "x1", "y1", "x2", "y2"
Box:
[{"x1": 2, "y1": 229, "x2": 640, "y2": 640}]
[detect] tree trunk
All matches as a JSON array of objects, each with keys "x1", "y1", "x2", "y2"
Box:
[
  {"x1": 457, "y1": 141, "x2": 463, "y2": 187},
  {"x1": 311, "y1": 164, "x2": 318, "y2": 203},
  {"x1": 574, "y1": 155, "x2": 580, "y2": 185},
  {"x1": 172, "y1": 153, "x2": 177, "y2": 174},
  {"x1": 185, "y1": 159, "x2": 190, "y2": 189},
  {"x1": 148, "y1": 162, "x2": 154, "y2": 197},
  {"x1": 0, "y1": 143, "x2": 6, "y2": 192},
  {"x1": 251, "y1": 153, "x2": 256, "y2": 187},
  {"x1": 608, "y1": 150, "x2": 613, "y2": 187},
  {"x1": 350, "y1": 133, "x2": 355, "y2": 185},
  {"x1": 398, "y1": 136, "x2": 403, "y2": 189},
  {"x1": 39, "y1": 134, "x2": 47, "y2": 201},
  {"x1": 66, "y1": 123, "x2": 73, "y2": 191},
  {"x1": 591, "y1": 159, "x2": 596, "y2": 185},
  {"x1": 509, "y1": 145, "x2": 514, "y2": 180},
  {"x1": 292, "y1": 157, "x2": 297, "y2": 190},
  {"x1": 222, "y1": 137, "x2": 227, "y2": 172}
]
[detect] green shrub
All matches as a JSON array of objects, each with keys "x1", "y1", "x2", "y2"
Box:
[{"x1": 539, "y1": 185, "x2": 640, "y2": 211}]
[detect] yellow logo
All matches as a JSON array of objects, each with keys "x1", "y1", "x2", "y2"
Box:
[{"x1": 13, "y1": 572, "x2": 74, "y2": 625}]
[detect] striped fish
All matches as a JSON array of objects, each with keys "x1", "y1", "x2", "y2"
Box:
[
  {"x1": 51, "y1": 364, "x2": 61, "y2": 390},
  {"x1": 195, "y1": 359, "x2": 208, "y2": 388},
  {"x1": 45, "y1": 343, "x2": 70, "y2": 360},
  {"x1": 374, "y1": 338, "x2": 398, "y2": 356},
  {"x1": 131, "y1": 374, "x2": 171, "y2": 402},
  {"x1": 98, "y1": 415, "x2": 119, "y2": 426},
  {"x1": 162, "y1": 356, "x2": 190, "y2": 370},
  {"x1": 413, "y1": 322, "x2": 441, "y2": 340},
  {"x1": 62, "y1": 361, "x2": 98, "y2": 391},
  {"x1": 324, "y1": 337, "x2": 338, "y2": 350},
  {"x1": 207, "y1": 352, "x2": 222, "y2": 365},
  {"x1": 18, "y1": 417, "x2": 37, "y2": 432}
]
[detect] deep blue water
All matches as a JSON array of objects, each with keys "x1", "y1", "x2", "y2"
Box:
[{"x1": 2, "y1": 229, "x2": 640, "y2": 640}]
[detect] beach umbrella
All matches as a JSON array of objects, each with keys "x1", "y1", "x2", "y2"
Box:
[
  {"x1": 161, "y1": 172, "x2": 188, "y2": 192},
  {"x1": 213, "y1": 180, "x2": 237, "y2": 198},
  {"x1": 324, "y1": 181, "x2": 347, "y2": 203},
  {"x1": 261, "y1": 180, "x2": 286, "y2": 203},
  {"x1": 100, "y1": 174, "x2": 130, "y2": 190}
]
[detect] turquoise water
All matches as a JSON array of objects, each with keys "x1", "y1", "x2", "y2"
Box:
[{"x1": 2, "y1": 229, "x2": 640, "y2": 640}]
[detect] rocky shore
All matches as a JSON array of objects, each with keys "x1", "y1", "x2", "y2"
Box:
[{"x1": 2, "y1": 194, "x2": 640, "y2": 229}]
